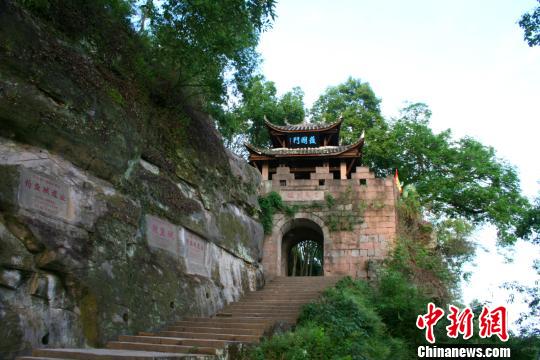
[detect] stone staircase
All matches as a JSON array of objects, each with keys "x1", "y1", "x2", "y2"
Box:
[{"x1": 16, "y1": 276, "x2": 342, "y2": 360}]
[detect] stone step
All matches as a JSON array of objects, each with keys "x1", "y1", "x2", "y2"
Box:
[
  {"x1": 236, "y1": 299, "x2": 311, "y2": 303},
  {"x1": 173, "y1": 321, "x2": 267, "y2": 330},
  {"x1": 20, "y1": 276, "x2": 341, "y2": 359},
  {"x1": 106, "y1": 341, "x2": 218, "y2": 356},
  {"x1": 226, "y1": 304, "x2": 302, "y2": 310},
  {"x1": 31, "y1": 348, "x2": 210, "y2": 359},
  {"x1": 17, "y1": 357, "x2": 73, "y2": 360},
  {"x1": 159, "y1": 331, "x2": 260, "y2": 343},
  {"x1": 167, "y1": 326, "x2": 264, "y2": 336},
  {"x1": 218, "y1": 308, "x2": 301, "y2": 314},
  {"x1": 184, "y1": 317, "x2": 272, "y2": 324},
  {"x1": 221, "y1": 305, "x2": 302, "y2": 311},
  {"x1": 215, "y1": 315, "x2": 297, "y2": 323},
  {"x1": 216, "y1": 312, "x2": 299, "y2": 319},
  {"x1": 265, "y1": 280, "x2": 335, "y2": 284},
  {"x1": 118, "y1": 335, "x2": 230, "y2": 348},
  {"x1": 242, "y1": 295, "x2": 319, "y2": 300},
  {"x1": 259, "y1": 288, "x2": 328, "y2": 292}
]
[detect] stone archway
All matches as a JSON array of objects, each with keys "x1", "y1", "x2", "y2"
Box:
[
  {"x1": 281, "y1": 219, "x2": 324, "y2": 276},
  {"x1": 262, "y1": 212, "x2": 331, "y2": 278}
]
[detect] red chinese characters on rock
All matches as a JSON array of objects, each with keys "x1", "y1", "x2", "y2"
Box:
[
  {"x1": 416, "y1": 303, "x2": 445, "y2": 344},
  {"x1": 188, "y1": 239, "x2": 204, "y2": 251},
  {"x1": 446, "y1": 305, "x2": 474, "y2": 340},
  {"x1": 479, "y1": 306, "x2": 508, "y2": 341},
  {"x1": 151, "y1": 223, "x2": 175, "y2": 240},
  {"x1": 23, "y1": 178, "x2": 67, "y2": 202}
]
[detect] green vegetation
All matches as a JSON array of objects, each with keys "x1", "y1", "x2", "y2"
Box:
[
  {"x1": 19, "y1": 0, "x2": 536, "y2": 244},
  {"x1": 363, "y1": 102, "x2": 529, "y2": 244},
  {"x1": 19, "y1": 0, "x2": 276, "y2": 113},
  {"x1": 311, "y1": 77, "x2": 383, "y2": 144},
  {"x1": 243, "y1": 192, "x2": 540, "y2": 359},
  {"x1": 15, "y1": 1, "x2": 539, "y2": 355},
  {"x1": 244, "y1": 278, "x2": 408, "y2": 360},
  {"x1": 258, "y1": 191, "x2": 299, "y2": 234},
  {"x1": 289, "y1": 240, "x2": 323, "y2": 277},
  {"x1": 519, "y1": 0, "x2": 540, "y2": 47},
  {"x1": 226, "y1": 75, "x2": 534, "y2": 244},
  {"x1": 258, "y1": 189, "x2": 365, "y2": 234},
  {"x1": 215, "y1": 76, "x2": 306, "y2": 153}
]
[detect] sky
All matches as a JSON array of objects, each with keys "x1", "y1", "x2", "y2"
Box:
[{"x1": 257, "y1": 0, "x2": 540, "y2": 332}]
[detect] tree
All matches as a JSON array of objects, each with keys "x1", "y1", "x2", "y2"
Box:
[
  {"x1": 516, "y1": 193, "x2": 540, "y2": 244},
  {"x1": 144, "y1": 0, "x2": 276, "y2": 106},
  {"x1": 21, "y1": 0, "x2": 277, "y2": 108},
  {"x1": 310, "y1": 77, "x2": 383, "y2": 144},
  {"x1": 215, "y1": 76, "x2": 306, "y2": 153},
  {"x1": 519, "y1": 0, "x2": 540, "y2": 47},
  {"x1": 366, "y1": 103, "x2": 530, "y2": 243},
  {"x1": 314, "y1": 86, "x2": 532, "y2": 243}
]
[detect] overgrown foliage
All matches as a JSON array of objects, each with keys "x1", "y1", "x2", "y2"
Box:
[
  {"x1": 258, "y1": 191, "x2": 299, "y2": 234},
  {"x1": 519, "y1": 0, "x2": 540, "y2": 47},
  {"x1": 311, "y1": 84, "x2": 532, "y2": 243},
  {"x1": 19, "y1": 0, "x2": 276, "y2": 111},
  {"x1": 289, "y1": 240, "x2": 323, "y2": 276},
  {"x1": 311, "y1": 77, "x2": 383, "y2": 144},
  {"x1": 244, "y1": 278, "x2": 408, "y2": 360},
  {"x1": 215, "y1": 76, "x2": 306, "y2": 153},
  {"x1": 516, "y1": 193, "x2": 540, "y2": 244},
  {"x1": 365, "y1": 102, "x2": 529, "y2": 243},
  {"x1": 244, "y1": 190, "x2": 539, "y2": 359},
  {"x1": 243, "y1": 77, "x2": 532, "y2": 243}
]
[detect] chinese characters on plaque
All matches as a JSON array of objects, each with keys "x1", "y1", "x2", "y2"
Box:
[
  {"x1": 287, "y1": 133, "x2": 318, "y2": 148},
  {"x1": 18, "y1": 168, "x2": 71, "y2": 220},
  {"x1": 183, "y1": 230, "x2": 208, "y2": 277},
  {"x1": 145, "y1": 215, "x2": 179, "y2": 255},
  {"x1": 145, "y1": 215, "x2": 209, "y2": 277}
]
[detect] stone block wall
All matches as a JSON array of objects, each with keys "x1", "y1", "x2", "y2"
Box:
[{"x1": 261, "y1": 166, "x2": 398, "y2": 279}]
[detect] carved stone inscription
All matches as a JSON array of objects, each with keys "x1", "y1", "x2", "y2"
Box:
[
  {"x1": 182, "y1": 230, "x2": 208, "y2": 277},
  {"x1": 145, "y1": 215, "x2": 179, "y2": 255},
  {"x1": 280, "y1": 190, "x2": 324, "y2": 202},
  {"x1": 18, "y1": 168, "x2": 70, "y2": 220},
  {"x1": 145, "y1": 215, "x2": 210, "y2": 277}
]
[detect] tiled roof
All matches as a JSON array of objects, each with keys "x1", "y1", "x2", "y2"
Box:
[
  {"x1": 264, "y1": 118, "x2": 342, "y2": 132},
  {"x1": 252, "y1": 145, "x2": 352, "y2": 156},
  {"x1": 245, "y1": 135, "x2": 364, "y2": 157}
]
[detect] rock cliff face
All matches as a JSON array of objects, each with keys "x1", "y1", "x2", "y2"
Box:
[{"x1": 0, "y1": 2, "x2": 263, "y2": 358}]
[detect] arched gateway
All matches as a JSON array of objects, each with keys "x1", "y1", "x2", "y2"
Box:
[
  {"x1": 263, "y1": 213, "x2": 331, "y2": 277},
  {"x1": 247, "y1": 118, "x2": 399, "y2": 279}
]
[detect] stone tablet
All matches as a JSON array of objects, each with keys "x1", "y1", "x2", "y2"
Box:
[
  {"x1": 18, "y1": 168, "x2": 71, "y2": 220},
  {"x1": 183, "y1": 230, "x2": 208, "y2": 277},
  {"x1": 145, "y1": 215, "x2": 179, "y2": 256},
  {"x1": 280, "y1": 190, "x2": 324, "y2": 202}
]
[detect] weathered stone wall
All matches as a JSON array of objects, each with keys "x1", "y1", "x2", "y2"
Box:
[
  {"x1": 261, "y1": 165, "x2": 398, "y2": 279},
  {"x1": 0, "y1": 2, "x2": 263, "y2": 358}
]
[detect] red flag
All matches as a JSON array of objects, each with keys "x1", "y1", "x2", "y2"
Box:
[{"x1": 394, "y1": 169, "x2": 403, "y2": 194}]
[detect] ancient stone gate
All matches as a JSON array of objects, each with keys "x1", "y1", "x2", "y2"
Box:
[
  {"x1": 246, "y1": 119, "x2": 399, "y2": 279},
  {"x1": 260, "y1": 165, "x2": 398, "y2": 279}
]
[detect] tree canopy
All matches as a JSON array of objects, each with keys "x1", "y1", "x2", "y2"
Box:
[
  {"x1": 214, "y1": 76, "x2": 306, "y2": 153},
  {"x1": 363, "y1": 102, "x2": 529, "y2": 243},
  {"x1": 234, "y1": 77, "x2": 533, "y2": 244},
  {"x1": 519, "y1": 0, "x2": 540, "y2": 47},
  {"x1": 21, "y1": 1, "x2": 535, "y2": 244},
  {"x1": 311, "y1": 77, "x2": 383, "y2": 144},
  {"x1": 21, "y1": 0, "x2": 277, "y2": 107}
]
